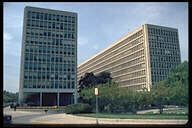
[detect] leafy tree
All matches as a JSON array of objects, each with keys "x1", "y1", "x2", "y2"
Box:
[
  {"x1": 151, "y1": 61, "x2": 189, "y2": 112},
  {"x1": 151, "y1": 81, "x2": 170, "y2": 114},
  {"x1": 78, "y1": 72, "x2": 112, "y2": 93},
  {"x1": 3, "y1": 90, "x2": 19, "y2": 103},
  {"x1": 95, "y1": 72, "x2": 112, "y2": 85},
  {"x1": 78, "y1": 61, "x2": 188, "y2": 114},
  {"x1": 164, "y1": 61, "x2": 188, "y2": 87},
  {"x1": 78, "y1": 72, "x2": 97, "y2": 92}
]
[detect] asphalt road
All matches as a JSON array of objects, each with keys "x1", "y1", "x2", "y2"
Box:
[
  {"x1": 3, "y1": 107, "x2": 188, "y2": 125},
  {"x1": 3, "y1": 107, "x2": 56, "y2": 124}
]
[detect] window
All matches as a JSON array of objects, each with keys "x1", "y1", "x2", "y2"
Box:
[
  {"x1": 40, "y1": 13, "x2": 44, "y2": 20},
  {"x1": 44, "y1": 13, "x2": 48, "y2": 20},
  {"x1": 48, "y1": 14, "x2": 52, "y2": 20},
  {"x1": 52, "y1": 14, "x2": 56, "y2": 21},
  {"x1": 27, "y1": 11, "x2": 31, "y2": 19},
  {"x1": 27, "y1": 19, "x2": 31, "y2": 26},
  {"x1": 40, "y1": 21, "x2": 43, "y2": 27},
  {"x1": 56, "y1": 23, "x2": 60, "y2": 29},
  {"x1": 25, "y1": 45, "x2": 30, "y2": 52},
  {"x1": 60, "y1": 15, "x2": 63, "y2": 22},
  {"x1": 64, "y1": 32, "x2": 67, "y2": 38},
  {"x1": 68, "y1": 16, "x2": 71, "y2": 22},
  {"x1": 64, "y1": 24, "x2": 67, "y2": 30},
  {"x1": 68, "y1": 24, "x2": 71, "y2": 31},
  {"x1": 44, "y1": 22, "x2": 48, "y2": 28},
  {"x1": 72, "y1": 24, "x2": 75, "y2": 31},
  {"x1": 56, "y1": 15, "x2": 60, "y2": 21},
  {"x1": 63, "y1": 81, "x2": 66, "y2": 88},
  {"x1": 67, "y1": 81, "x2": 70, "y2": 88},
  {"x1": 64, "y1": 16, "x2": 67, "y2": 22},
  {"x1": 52, "y1": 22, "x2": 55, "y2": 29},
  {"x1": 48, "y1": 22, "x2": 52, "y2": 28},
  {"x1": 32, "y1": 20, "x2": 35, "y2": 26},
  {"x1": 32, "y1": 12, "x2": 36, "y2": 19},
  {"x1": 36, "y1": 12, "x2": 39, "y2": 19},
  {"x1": 72, "y1": 81, "x2": 75, "y2": 88},
  {"x1": 24, "y1": 71, "x2": 28, "y2": 79},
  {"x1": 60, "y1": 23, "x2": 63, "y2": 29},
  {"x1": 24, "y1": 62, "x2": 29, "y2": 70},
  {"x1": 72, "y1": 17, "x2": 75, "y2": 23}
]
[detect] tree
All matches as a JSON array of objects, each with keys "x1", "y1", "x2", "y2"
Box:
[
  {"x1": 96, "y1": 72, "x2": 112, "y2": 85},
  {"x1": 151, "y1": 81, "x2": 170, "y2": 114},
  {"x1": 78, "y1": 72, "x2": 97, "y2": 92},
  {"x1": 151, "y1": 61, "x2": 189, "y2": 112},
  {"x1": 78, "y1": 72, "x2": 112, "y2": 92},
  {"x1": 164, "y1": 61, "x2": 188, "y2": 87},
  {"x1": 3, "y1": 90, "x2": 19, "y2": 103}
]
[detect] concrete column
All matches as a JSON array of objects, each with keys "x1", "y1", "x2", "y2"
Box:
[
  {"x1": 40, "y1": 92, "x2": 42, "y2": 106},
  {"x1": 19, "y1": 90, "x2": 24, "y2": 106},
  {"x1": 74, "y1": 90, "x2": 77, "y2": 104},
  {"x1": 57, "y1": 92, "x2": 60, "y2": 106}
]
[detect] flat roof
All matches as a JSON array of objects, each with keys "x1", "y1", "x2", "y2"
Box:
[{"x1": 25, "y1": 6, "x2": 77, "y2": 15}]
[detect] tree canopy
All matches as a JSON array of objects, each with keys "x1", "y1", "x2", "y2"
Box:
[
  {"x1": 78, "y1": 61, "x2": 188, "y2": 114},
  {"x1": 78, "y1": 72, "x2": 112, "y2": 92},
  {"x1": 3, "y1": 90, "x2": 18, "y2": 103}
]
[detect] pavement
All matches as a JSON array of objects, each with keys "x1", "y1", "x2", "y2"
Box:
[
  {"x1": 31, "y1": 113, "x2": 188, "y2": 125},
  {"x1": 4, "y1": 106, "x2": 188, "y2": 125}
]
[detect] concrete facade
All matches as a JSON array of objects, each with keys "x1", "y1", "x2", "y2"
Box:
[
  {"x1": 19, "y1": 6, "x2": 78, "y2": 106},
  {"x1": 77, "y1": 24, "x2": 181, "y2": 91}
]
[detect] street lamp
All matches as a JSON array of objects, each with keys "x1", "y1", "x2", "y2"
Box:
[{"x1": 95, "y1": 88, "x2": 98, "y2": 124}]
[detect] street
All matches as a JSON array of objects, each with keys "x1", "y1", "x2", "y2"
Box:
[
  {"x1": 3, "y1": 106, "x2": 188, "y2": 125},
  {"x1": 3, "y1": 107, "x2": 55, "y2": 124}
]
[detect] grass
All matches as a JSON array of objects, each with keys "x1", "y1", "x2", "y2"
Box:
[
  {"x1": 163, "y1": 108, "x2": 188, "y2": 114},
  {"x1": 74, "y1": 113, "x2": 188, "y2": 120}
]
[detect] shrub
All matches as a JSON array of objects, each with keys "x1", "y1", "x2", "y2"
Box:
[{"x1": 64, "y1": 103, "x2": 92, "y2": 114}]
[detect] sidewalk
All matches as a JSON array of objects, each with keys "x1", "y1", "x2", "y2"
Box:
[{"x1": 30, "y1": 113, "x2": 188, "y2": 125}]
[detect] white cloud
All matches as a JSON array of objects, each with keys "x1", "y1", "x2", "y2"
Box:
[
  {"x1": 93, "y1": 44, "x2": 99, "y2": 50},
  {"x1": 4, "y1": 32, "x2": 13, "y2": 41},
  {"x1": 78, "y1": 37, "x2": 89, "y2": 46}
]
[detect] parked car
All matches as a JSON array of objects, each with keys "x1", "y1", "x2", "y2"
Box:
[{"x1": 4, "y1": 114, "x2": 12, "y2": 124}]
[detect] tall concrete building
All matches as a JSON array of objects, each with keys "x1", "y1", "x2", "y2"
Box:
[
  {"x1": 78, "y1": 24, "x2": 181, "y2": 91},
  {"x1": 19, "y1": 6, "x2": 77, "y2": 106}
]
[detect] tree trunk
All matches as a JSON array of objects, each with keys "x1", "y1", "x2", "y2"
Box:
[{"x1": 159, "y1": 105, "x2": 163, "y2": 114}]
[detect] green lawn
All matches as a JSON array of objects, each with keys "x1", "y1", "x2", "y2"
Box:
[
  {"x1": 163, "y1": 108, "x2": 188, "y2": 114},
  {"x1": 74, "y1": 113, "x2": 188, "y2": 120}
]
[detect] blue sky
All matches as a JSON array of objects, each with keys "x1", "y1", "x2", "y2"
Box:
[{"x1": 3, "y1": 2, "x2": 188, "y2": 93}]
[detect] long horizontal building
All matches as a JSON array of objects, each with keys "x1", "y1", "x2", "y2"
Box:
[{"x1": 77, "y1": 24, "x2": 181, "y2": 91}]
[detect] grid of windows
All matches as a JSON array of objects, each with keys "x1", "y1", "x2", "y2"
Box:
[
  {"x1": 78, "y1": 30, "x2": 143, "y2": 73},
  {"x1": 23, "y1": 10, "x2": 76, "y2": 89},
  {"x1": 148, "y1": 26, "x2": 181, "y2": 84},
  {"x1": 78, "y1": 28, "x2": 146, "y2": 90},
  {"x1": 78, "y1": 24, "x2": 181, "y2": 91}
]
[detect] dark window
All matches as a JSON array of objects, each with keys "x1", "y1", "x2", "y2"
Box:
[
  {"x1": 52, "y1": 22, "x2": 55, "y2": 28},
  {"x1": 40, "y1": 13, "x2": 44, "y2": 20},
  {"x1": 36, "y1": 12, "x2": 39, "y2": 19},
  {"x1": 27, "y1": 19, "x2": 31, "y2": 26},
  {"x1": 44, "y1": 13, "x2": 48, "y2": 20},
  {"x1": 72, "y1": 17, "x2": 75, "y2": 23},
  {"x1": 27, "y1": 11, "x2": 31, "y2": 19},
  {"x1": 60, "y1": 23, "x2": 63, "y2": 29},
  {"x1": 56, "y1": 15, "x2": 59, "y2": 21}
]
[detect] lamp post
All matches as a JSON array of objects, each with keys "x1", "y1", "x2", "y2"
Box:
[{"x1": 95, "y1": 88, "x2": 98, "y2": 124}]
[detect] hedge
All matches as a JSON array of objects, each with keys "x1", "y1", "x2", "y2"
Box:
[{"x1": 64, "y1": 103, "x2": 92, "y2": 114}]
